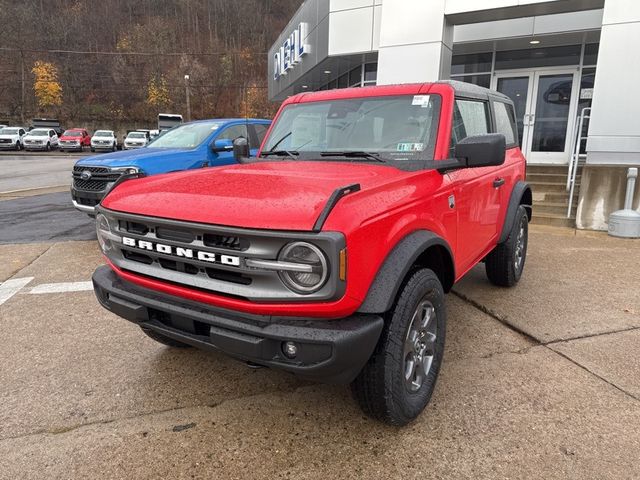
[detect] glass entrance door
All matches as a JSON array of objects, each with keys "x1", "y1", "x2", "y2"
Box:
[{"x1": 494, "y1": 69, "x2": 579, "y2": 164}]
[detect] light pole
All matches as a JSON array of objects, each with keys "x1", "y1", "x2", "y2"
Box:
[{"x1": 184, "y1": 74, "x2": 191, "y2": 121}]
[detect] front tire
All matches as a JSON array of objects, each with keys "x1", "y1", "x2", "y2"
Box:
[
  {"x1": 140, "y1": 327, "x2": 192, "y2": 348},
  {"x1": 351, "y1": 268, "x2": 446, "y2": 426},
  {"x1": 485, "y1": 205, "x2": 529, "y2": 287},
  {"x1": 46, "y1": 142, "x2": 51, "y2": 151}
]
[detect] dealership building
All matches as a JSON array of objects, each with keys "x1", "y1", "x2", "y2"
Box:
[{"x1": 268, "y1": 0, "x2": 640, "y2": 230}]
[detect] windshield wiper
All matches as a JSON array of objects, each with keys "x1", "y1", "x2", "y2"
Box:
[
  {"x1": 260, "y1": 150, "x2": 299, "y2": 159},
  {"x1": 320, "y1": 151, "x2": 386, "y2": 163},
  {"x1": 265, "y1": 131, "x2": 292, "y2": 152}
]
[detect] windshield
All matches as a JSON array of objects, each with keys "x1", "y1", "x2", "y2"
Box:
[
  {"x1": 128, "y1": 132, "x2": 146, "y2": 139},
  {"x1": 93, "y1": 131, "x2": 112, "y2": 137},
  {"x1": 148, "y1": 121, "x2": 222, "y2": 149},
  {"x1": 64, "y1": 131, "x2": 82, "y2": 137},
  {"x1": 29, "y1": 129, "x2": 48, "y2": 136},
  {"x1": 0, "y1": 128, "x2": 19, "y2": 135},
  {"x1": 262, "y1": 95, "x2": 440, "y2": 163}
]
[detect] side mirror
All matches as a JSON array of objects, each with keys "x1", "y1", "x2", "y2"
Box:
[
  {"x1": 232, "y1": 136, "x2": 250, "y2": 162},
  {"x1": 212, "y1": 138, "x2": 234, "y2": 153},
  {"x1": 454, "y1": 133, "x2": 506, "y2": 168}
]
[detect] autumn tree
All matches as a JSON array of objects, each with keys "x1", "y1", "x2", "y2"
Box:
[
  {"x1": 146, "y1": 75, "x2": 171, "y2": 110},
  {"x1": 32, "y1": 61, "x2": 62, "y2": 109}
]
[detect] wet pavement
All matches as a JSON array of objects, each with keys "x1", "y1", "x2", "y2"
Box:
[{"x1": 0, "y1": 222, "x2": 639, "y2": 479}]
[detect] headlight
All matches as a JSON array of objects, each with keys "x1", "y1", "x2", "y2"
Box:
[
  {"x1": 96, "y1": 213, "x2": 112, "y2": 253},
  {"x1": 112, "y1": 166, "x2": 140, "y2": 175},
  {"x1": 278, "y1": 242, "x2": 328, "y2": 294}
]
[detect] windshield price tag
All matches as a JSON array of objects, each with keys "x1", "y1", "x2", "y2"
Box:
[
  {"x1": 412, "y1": 95, "x2": 430, "y2": 107},
  {"x1": 397, "y1": 143, "x2": 424, "y2": 152}
]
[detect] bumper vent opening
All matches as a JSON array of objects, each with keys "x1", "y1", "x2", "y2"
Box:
[
  {"x1": 122, "y1": 249, "x2": 153, "y2": 265},
  {"x1": 156, "y1": 227, "x2": 195, "y2": 243},
  {"x1": 205, "y1": 267, "x2": 252, "y2": 285}
]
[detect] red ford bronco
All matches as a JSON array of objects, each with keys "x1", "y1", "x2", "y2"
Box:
[{"x1": 92, "y1": 81, "x2": 531, "y2": 425}]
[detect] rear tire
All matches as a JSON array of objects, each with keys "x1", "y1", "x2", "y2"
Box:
[
  {"x1": 485, "y1": 205, "x2": 529, "y2": 287},
  {"x1": 140, "y1": 327, "x2": 192, "y2": 348},
  {"x1": 351, "y1": 268, "x2": 446, "y2": 426}
]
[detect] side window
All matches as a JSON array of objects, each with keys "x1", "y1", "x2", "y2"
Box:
[
  {"x1": 253, "y1": 124, "x2": 269, "y2": 147},
  {"x1": 493, "y1": 101, "x2": 517, "y2": 146},
  {"x1": 19, "y1": 129, "x2": 25, "y2": 135},
  {"x1": 450, "y1": 98, "x2": 489, "y2": 154},
  {"x1": 49, "y1": 130, "x2": 54, "y2": 137},
  {"x1": 217, "y1": 124, "x2": 247, "y2": 143}
]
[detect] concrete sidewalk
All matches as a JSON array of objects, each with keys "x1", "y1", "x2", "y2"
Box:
[{"x1": 0, "y1": 226, "x2": 638, "y2": 479}]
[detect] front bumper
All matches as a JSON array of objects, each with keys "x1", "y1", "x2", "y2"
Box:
[
  {"x1": 93, "y1": 265, "x2": 383, "y2": 384},
  {"x1": 70, "y1": 186, "x2": 104, "y2": 214},
  {"x1": 23, "y1": 143, "x2": 48, "y2": 150},
  {"x1": 60, "y1": 143, "x2": 82, "y2": 150}
]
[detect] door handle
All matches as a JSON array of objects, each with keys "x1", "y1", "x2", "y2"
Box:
[{"x1": 493, "y1": 178, "x2": 505, "y2": 188}]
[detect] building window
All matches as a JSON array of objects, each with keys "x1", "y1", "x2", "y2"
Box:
[
  {"x1": 451, "y1": 52, "x2": 493, "y2": 75},
  {"x1": 319, "y1": 62, "x2": 378, "y2": 91},
  {"x1": 583, "y1": 43, "x2": 599, "y2": 66},
  {"x1": 494, "y1": 45, "x2": 581, "y2": 70},
  {"x1": 364, "y1": 63, "x2": 377, "y2": 85}
]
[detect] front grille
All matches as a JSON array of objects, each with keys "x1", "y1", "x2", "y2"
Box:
[
  {"x1": 72, "y1": 165, "x2": 122, "y2": 192},
  {"x1": 101, "y1": 211, "x2": 343, "y2": 302},
  {"x1": 74, "y1": 179, "x2": 109, "y2": 191},
  {"x1": 0, "y1": 139, "x2": 11, "y2": 143}
]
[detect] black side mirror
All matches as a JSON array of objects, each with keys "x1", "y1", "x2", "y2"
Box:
[
  {"x1": 232, "y1": 136, "x2": 250, "y2": 163},
  {"x1": 454, "y1": 134, "x2": 506, "y2": 168}
]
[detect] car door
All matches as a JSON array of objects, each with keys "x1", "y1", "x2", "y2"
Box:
[
  {"x1": 447, "y1": 97, "x2": 504, "y2": 272},
  {"x1": 49, "y1": 130, "x2": 58, "y2": 146}
]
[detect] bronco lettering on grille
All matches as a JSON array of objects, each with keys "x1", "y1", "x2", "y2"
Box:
[{"x1": 122, "y1": 236, "x2": 241, "y2": 266}]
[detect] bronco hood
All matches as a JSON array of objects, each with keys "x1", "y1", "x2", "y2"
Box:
[{"x1": 101, "y1": 161, "x2": 412, "y2": 231}]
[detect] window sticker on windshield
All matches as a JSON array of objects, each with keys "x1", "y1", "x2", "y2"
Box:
[
  {"x1": 397, "y1": 142, "x2": 424, "y2": 152},
  {"x1": 412, "y1": 95, "x2": 430, "y2": 107}
]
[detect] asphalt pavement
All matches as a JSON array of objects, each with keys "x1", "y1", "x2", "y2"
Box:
[
  {"x1": 0, "y1": 152, "x2": 88, "y2": 193},
  {"x1": 0, "y1": 192, "x2": 95, "y2": 244}
]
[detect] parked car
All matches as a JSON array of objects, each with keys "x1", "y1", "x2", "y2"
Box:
[
  {"x1": 91, "y1": 130, "x2": 118, "y2": 152},
  {"x1": 71, "y1": 118, "x2": 271, "y2": 214},
  {"x1": 23, "y1": 128, "x2": 59, "y2": 151},
  {"x1": 123, "y1": 131, "x2": 150, "y2": 149},
  {"x1": 90, "y1": 82, "x2": 532, "y2": 425},
  {"x1": 59, "y1": 128, "x2": 91, "y2": 152},
  {"x1": 0, "y1": 127, "x2": 27, "y2": 150}
]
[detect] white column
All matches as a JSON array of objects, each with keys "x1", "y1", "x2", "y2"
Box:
[
  {"x1": 376, "y1": 0, "x2": 452, "y2": 85},
  {"x1": 586, "y1": 0, "x2": 640, "y2": 166}
]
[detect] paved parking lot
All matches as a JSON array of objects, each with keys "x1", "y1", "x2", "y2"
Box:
[{"x1": 0, "y1": 187, "x2": 639, "y2": 478}]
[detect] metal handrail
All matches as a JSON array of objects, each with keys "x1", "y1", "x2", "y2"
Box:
[{"x1": 567, "y1": 107, "x2": 590, "y2": 218}]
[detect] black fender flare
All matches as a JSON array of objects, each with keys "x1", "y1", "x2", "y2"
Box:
[
  {"x1": 358, "y1": 230, "x2": 455, "y2": 314},
  {"x1": 499, "y1": 181, "x2": 532, "y2": 244}
]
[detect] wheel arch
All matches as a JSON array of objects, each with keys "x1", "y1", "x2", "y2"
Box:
[
  {"x1": 357, "y1": 230, "x2": 455, "y2": 315},
  {"x1": 499, "y1": 181, "x2": 532, "y2": 244}
]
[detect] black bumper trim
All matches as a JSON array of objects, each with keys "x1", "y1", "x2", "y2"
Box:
[{"x1": 92, "y1": 265, "x2": 383, "y2": 384}]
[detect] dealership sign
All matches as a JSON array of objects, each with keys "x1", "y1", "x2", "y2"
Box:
[{"x1": 274, "y1": 23, "x2": 310, "y2": 80}]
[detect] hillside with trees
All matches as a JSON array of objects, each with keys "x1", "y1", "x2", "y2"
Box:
[{"x1": 0, "y1": 0, "x2": 302, "y2": 128}]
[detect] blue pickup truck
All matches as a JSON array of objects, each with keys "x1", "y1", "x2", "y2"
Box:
[{"x1": 71, "y1": 118, "x2": 271, "y2": 215}]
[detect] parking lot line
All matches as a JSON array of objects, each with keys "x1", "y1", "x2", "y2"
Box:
[
  {"x1": 0, "y1": 277, "x2": 34, "y2": 305},
  {"x1": 28, "y1": 281, "x2": 94, "y2": 294}
]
